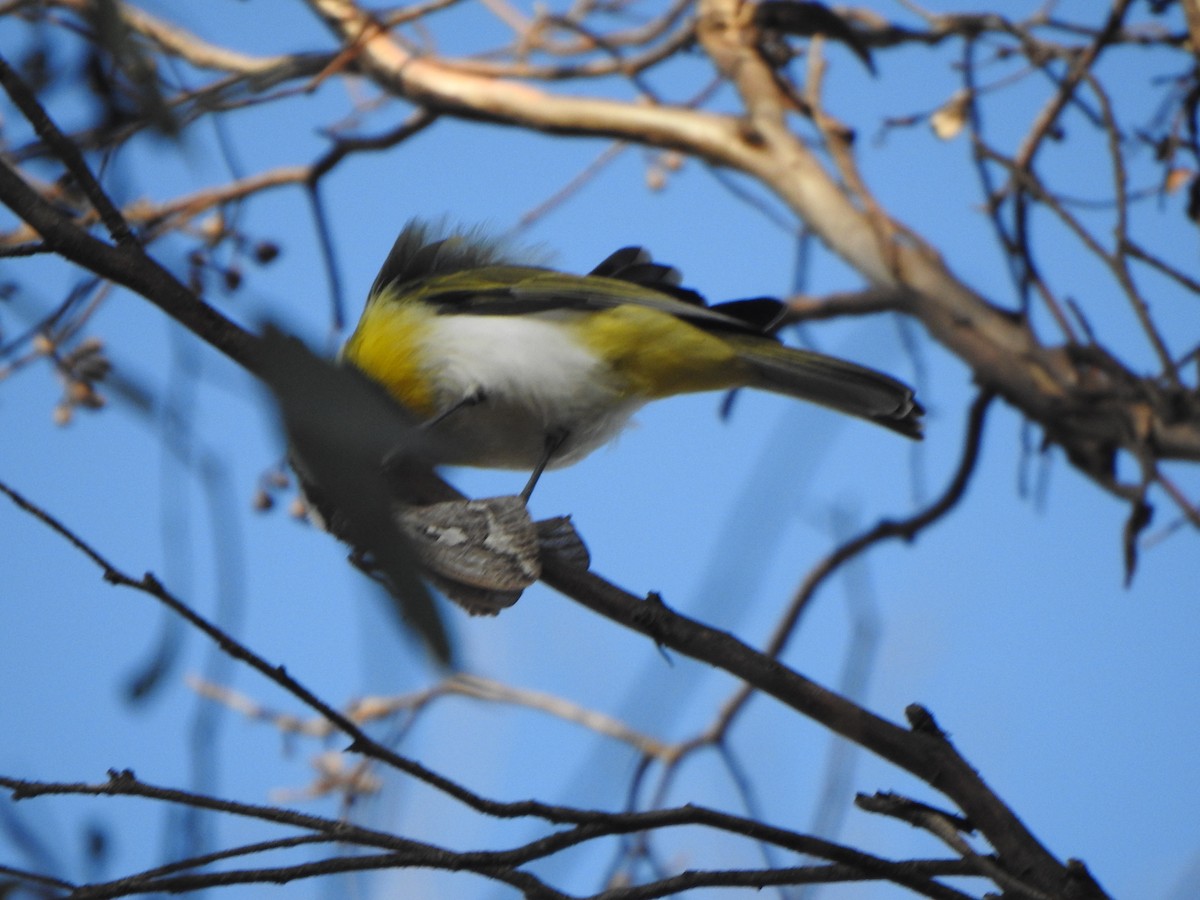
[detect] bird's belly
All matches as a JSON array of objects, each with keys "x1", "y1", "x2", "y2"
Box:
[
  {"x1": 428, "y1": 397, "x2": 643, "y2": 469},
  {"x1": 421, "y1": 314, "x2": 644, "y2": 469}
]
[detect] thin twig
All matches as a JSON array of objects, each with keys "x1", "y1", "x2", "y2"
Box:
[
  {"x1": 0, "y1": 862, "x2": 76, "y2": 893},
  {"x1": 514, "y1": 141, "x2": 628, "y2": 232},
  {"x1": 190, "y1": 671, "x2": 672, "y2": 757},
  {"x1": 0, "y1": 55, "x2": 138, "y2": 249}
]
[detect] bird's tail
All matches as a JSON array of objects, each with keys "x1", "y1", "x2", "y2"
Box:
[{"x1": 726, "y1": 336, "x2": 924, "y2": 438}]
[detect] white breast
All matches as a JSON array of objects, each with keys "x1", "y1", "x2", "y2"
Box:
[{"x1": 420, "y1": 313, "x2": 645, "y2": 469}]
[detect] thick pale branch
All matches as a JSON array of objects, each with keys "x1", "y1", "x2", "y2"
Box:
[
  {"x1": 692, "y1": 0, "x2": 1200, "y2": 486},
  {"x1": 303, "y1": 0, "x2": 754, "y2": 163}
]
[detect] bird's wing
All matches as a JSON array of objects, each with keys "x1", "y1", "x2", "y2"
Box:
[
  {"x1": 401, "y1": 268, "x2": 778, "y2": 336},
  {"x1": 369, "y1": 222, "x2": 787, "y2": 335}
]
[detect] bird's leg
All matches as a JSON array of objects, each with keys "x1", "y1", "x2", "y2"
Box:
[
  {"x1": 520, "y1": 430, "x2": 567, "y2": 503},
  {"x1": 423, "y1": 387, "x2": 486, "y2": 429}
]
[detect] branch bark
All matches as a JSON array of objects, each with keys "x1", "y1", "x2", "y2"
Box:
[{"x1": 538, "y1": 543, "x2": 1109, "y2": 899}]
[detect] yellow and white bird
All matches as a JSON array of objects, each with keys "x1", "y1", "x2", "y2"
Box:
[{"x1": 341, "y1": 221, "x2": 922, "y2": 496}]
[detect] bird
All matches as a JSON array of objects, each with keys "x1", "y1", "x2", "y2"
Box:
[{"x1": 340, "y1": 220, "x2": 923, "y2": 499}]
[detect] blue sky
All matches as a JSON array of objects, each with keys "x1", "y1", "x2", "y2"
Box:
[{"x1": 2, "y1": 2, "x2": 1199, "y2": 898}]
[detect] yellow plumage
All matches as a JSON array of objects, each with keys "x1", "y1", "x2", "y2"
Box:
[
  {"x1": 342, "y1": 292, "x2": 438, "y2": 418},
  {"x1": 573, "y1": 305, "x2": 748, "y2": 399}
]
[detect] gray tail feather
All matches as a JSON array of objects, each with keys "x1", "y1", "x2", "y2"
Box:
[{"x1": 731, "y1": 338, "x2": 924, "y2": 438}]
